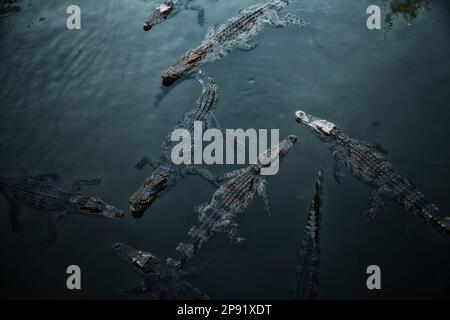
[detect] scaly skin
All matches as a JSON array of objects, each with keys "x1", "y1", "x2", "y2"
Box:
[
  {"x1": 0, "y1": 174, "x2": 124, "y2": 243},
  {"x1": 113, "y1": 242, "x2": 209, "y2": 300},
  {"x1": 161, "y1": 0, "x2": 292, "y2": 86},
  {"x1": 295, "y1": 110, "x2": 449, "y2": 236},
  {"x1": 129, "y1": 72, "x2": 219, "y2": 217},
  {"x1": 290, "y1": 169, "x2": 323, "y2": 300},
  {"x1": 166, "y1": 135, "x2": 298, "y2": 270}
]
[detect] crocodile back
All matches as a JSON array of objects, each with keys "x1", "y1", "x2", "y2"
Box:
[
  {"x1": 170, "y1": 168, "x2": 260, "y2": 268},
  {"x1": 215, "y1": 6, "x2": 267, "y2": 43},
  {"x1": 347, "y1": 143, "x2": 448, "y2": 235},
  {"x1": 290, "y1": 170, "x2": 323, "y2": 300},
  {"x1": 347, "y1": 144, "x2": 395, "y2": 186}
]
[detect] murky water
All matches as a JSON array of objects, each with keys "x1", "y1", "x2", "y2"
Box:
[{"x1": 0, "y1": 0, "x2": 449, "y2": 299}]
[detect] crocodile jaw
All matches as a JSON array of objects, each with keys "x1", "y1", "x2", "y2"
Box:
[{"x1": 129, "y1": 172, "x2": 168, "y2": 216}]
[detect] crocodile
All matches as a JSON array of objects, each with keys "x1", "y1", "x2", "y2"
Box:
[
  {"x1": 161, "y1": 0, "x2": 306, "y2": 86},
  {"x1": 113, "y1": 242, "x2": 209, "y2": 299},
  {"x1": 129, "y1": 71, "x2": 220, "y2": 217},
  {"x1": 143, "y1": 0, "x2": 205, "y2": 31},
  {"x1": 0, "y1": 173, "x2": 124, "y2": 243},
  {"x1": 290, "y1": 169, "x2": 323, "y2": 300},
  {"x1": 166, "y1": 135, "x2": 298, "y2": 270},
  {"x1": 295, "y1": 110, "x2": 450, "y2": 235},
  {"x1": 116, "y1": 136, "x2": 297, "y2": 297}
]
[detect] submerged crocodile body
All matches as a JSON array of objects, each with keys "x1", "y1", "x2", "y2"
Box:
[
  {"x1": 143, "y1": 0, "x2": 205, "y2": 31},
  {"x1": 290, "y1": 169, "x2": 323, "y2": 300},
  {"x1": 161, "y1": 0, "x2": 305, "y2": 86},
  {"x1": 295, "y1": 110, "x2": 449, "y2": 235},
  {"x1": 0, "y1": 174, "x2": 124, "y2": 243},
  {"x1": 129, "y1": 71, "x2": 220, "y2": 217},
  {"x1": 383, "y1": 0, "x2": 432, "y2": 29},
  {"x1": 166, "y1": 135, "x2": 298, "y2": 270},
  {"x1": 113, "y1": 242, "x2": 209, "y2": 299}
]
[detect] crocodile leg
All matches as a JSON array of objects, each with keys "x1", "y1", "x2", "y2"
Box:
[
  {"x1": 72, "y1": 178, "x2": 102, "y2": 193},
  {"x1": 272, "y1": 12, "x2": 306, "y2": 28},
  {"x1": 363, "y1": 188, "x2": 389, "y2": 221},
  {"x1": 135, "y1": 155, "x2": 160, "y2": 170},
  {"x1": 237, "y1": 41, "x2": 258, "y2": 52},
  {"x1": 2, "y1": 191, "x2": 24, "y2": 234},
  {"x1": 331, "y1": 149, "x2": 347, "y2": 183},
  {"x1": 47, "y1": 211, "x2": 69, "y2": 244},
  {"x1": 225, "y1": 222, "x2": 247, "y2": 247},
  {"x1": 256, "y1": 177, "x2": 271, "y2": 215},
  {"x1": 182, "y1": 165, "x2": 221, "y2": 187}
]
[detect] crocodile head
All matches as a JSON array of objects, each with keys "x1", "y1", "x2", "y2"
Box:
[
  {"x1": 295, "y1": 110, "x2": 339, "y2": 142},
  {"x1": 113, "y1": 242, "x2": 162, "y2": 276},
  {"x1": 143, "y1": 1, "x2": 175, "y2": 31},
  {"x1": 129, "y1": 170, "x2": 169, "y2": 217},
  {"x1": 258, "y1": 135, "x2": 298, "y2": 167},
  {"x1": 70, "y1": 195, "x2": 124, "y2": 219},
  {"x1": 161, "y1": 42, "x2": 213, "y2": 86}
]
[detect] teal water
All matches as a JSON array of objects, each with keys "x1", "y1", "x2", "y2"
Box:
[{"x1": 0, "y1": 0, "x2": 449, "y2": 299}]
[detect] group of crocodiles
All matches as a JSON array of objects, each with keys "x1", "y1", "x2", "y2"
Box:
[{"x1": 1, "y1": 0, "x2": 448, "y2": 299}]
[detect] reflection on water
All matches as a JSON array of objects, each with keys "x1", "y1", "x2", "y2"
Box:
[{"x1": 384, "y1": 0, "x2": 433, "y2": 28}]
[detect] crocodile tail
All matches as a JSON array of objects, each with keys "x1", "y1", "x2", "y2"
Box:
[
  {"x1": 290, "y1": 169, "x2": 323, "y2": 300},
  {"x1": 399, "y1": 178, "x2": 449, "y2": 235}
]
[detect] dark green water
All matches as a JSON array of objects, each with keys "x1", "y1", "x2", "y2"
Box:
[{"x1": 0, "y1": 0, "x2": 449, "y2": 299}]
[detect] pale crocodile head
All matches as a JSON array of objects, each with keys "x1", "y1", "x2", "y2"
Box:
[
  {"x1": 113, "y1": 242, "x2": 162, "y2": 276},
  {"x1": 129, "y1": 170, "x2": 169, "y2": 217},
  {"x1": 295, "y1": 110, "x2": 339, "y2": 142},
  {"x1": 143, "y1": 1, "x2": 175, "y2": 31},
  {"x1": 70, "y1": 195, "x2": 125, "y2": 219},
  {"x1": 258, "y1": 135, "x2": 298, "y2": 166},
  {"x1": 161, "y1": 42, "x2": 213, "y2": 86}
]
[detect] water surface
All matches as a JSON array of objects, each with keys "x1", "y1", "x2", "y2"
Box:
[{"x1": 0, "y1": 0, "x2": 449, "y2": 299}]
